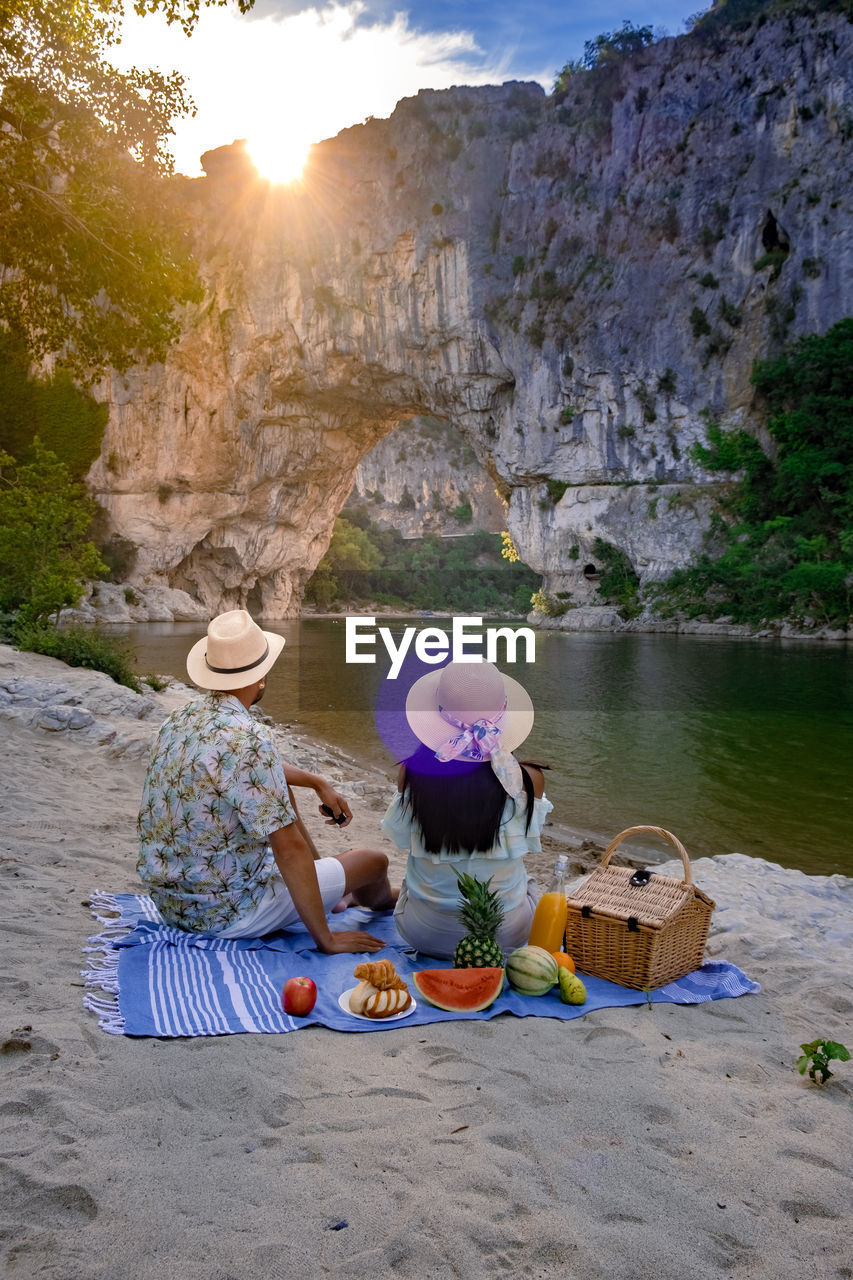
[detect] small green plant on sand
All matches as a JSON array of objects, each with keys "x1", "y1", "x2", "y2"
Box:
[
  {"x1": 796, "y1": 1038, "x2": 850, "y2": 1085},
  {"x1": 142, "y1": 673, "x2": 171, "y2": 692}
]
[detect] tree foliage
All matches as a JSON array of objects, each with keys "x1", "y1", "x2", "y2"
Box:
[
  {"x1": 0, "y1": 0, "x2": 253, "y2": 377},
  {"x1": 688, "y1": 0, "x2": 853, "y2": 44},
  {"x1": 0, "y1": 438, "x2": 107, "y2": 622},
  {"x1": 653, "y1": 320, "x2": 853, "y2": 628},
  {"x1": 0, "y1": 328, "x2": 107, "y2": 477},
  {"x1": 554, "y1": 21, "x2": 655, "y2": 94},
  {"x1": 593, "y1": 537, "x2": 642, "y2": 619},
  {"x1": 304, "y1": 515, "x2": 539, "y2": 614}
]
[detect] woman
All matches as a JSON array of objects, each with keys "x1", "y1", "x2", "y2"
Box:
[{"x1": 381, "y1": 659, "x2": 551, "y2": 959}]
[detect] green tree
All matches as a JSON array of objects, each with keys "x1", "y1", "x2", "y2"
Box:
[
  {"x1": 305, "y1": 516, "x2": 382, "y2": 604},
  {"x1": 0, "y1": 329, "x2": 107, "y2": 478},
  {"x1": 593, "y1": 537, "x2": 642, "y2": 619},
  {"x1": 554, "y1": 21, "x2": 654, "y2": 92},
  {"x1": 0, "y1": 439, "x2": 107, "y2": 622},
  {"x1": 654, "y1": 319, "x2": 853, "y2": 627},
  {"x1": 0, "y1": 0, "x2": 253, "y2": 378}
]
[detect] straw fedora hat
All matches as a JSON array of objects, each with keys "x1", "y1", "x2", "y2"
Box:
[
  {"x1": 405, "y1": 660, "x2": 533, "y2": 755},
  {"x1": 186, "y1": 609, "x2": 285, "y2": 691}
]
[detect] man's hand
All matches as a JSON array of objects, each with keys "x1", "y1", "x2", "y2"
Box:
[
  {"x1": 280, "y1": 764, "x2": 353, "y2": 828},
  {"x1": 269, "y1": 824, "x2": 385, "y2": 953},
  {"x1": 315, "y1": 781, "x2": 352, "y2": 827},
  {"x1": 319, "y1": 929, "x2": 385, "y2": 954}
]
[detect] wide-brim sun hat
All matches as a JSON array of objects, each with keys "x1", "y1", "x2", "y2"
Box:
[
  {"x1": 186, "y1": 609, "x2": 285, "y2": 691},
  {"x1": 405, "y1": 660, "x2": 534, "y2": 755}
]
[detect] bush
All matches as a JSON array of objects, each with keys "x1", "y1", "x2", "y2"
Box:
[
  {"x1": 754, "y1": 248, "x2": 788, "y2": 281},
  {"x1": 13, "y1": 622, "x2": 141, "y2": 691},
  {"x1": 142, "y1": 673, "x2": 171, "y2": 692},
  {"x1": 554, "y1": 20, "x2": 654, "y2": 90},
  {"x1": 545, "y1": 479, "x2": 570, "y2": 504},
  {"x1": 690, "y1": 306, "x2": 712, "y2": 340},
  {"x1": 592, "y1": 537, "x2": 642, "y2": 618},
  {"x1": 653, "y1": 319, "x2": 853, "y2": 627},
  {"x1": 0, "y1": 441, "x2": 107, "y2": 624},
  {"x1": 719, "y1": 297, "x2": 742, "y2": 327},
  {"x1": 530, "y1": 588, "x2": 568, "y2": 617},
  {"x1": 0, "y1": 330, "x2": 107, "y2": 481}
]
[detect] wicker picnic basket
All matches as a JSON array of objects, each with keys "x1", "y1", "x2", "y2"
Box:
[{"x1": 564, "y1": 826, "x2": 715, "y2": 990}]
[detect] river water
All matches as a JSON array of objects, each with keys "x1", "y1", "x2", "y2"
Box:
[{"x1": 115, "y1": 618, "x2": 853, "y2": 878}]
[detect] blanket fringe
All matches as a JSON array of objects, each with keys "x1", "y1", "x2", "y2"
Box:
[
  {"x1": 82, "y1": 891, "x2": 132, "y2": 1035},
  {"x1": 88, "y1": 889, "x2": 129, "y2": 928}
]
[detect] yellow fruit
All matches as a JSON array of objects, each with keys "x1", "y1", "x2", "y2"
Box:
[{"x1": 558, "y1": 968, "x2": 587, "y2": 1005}]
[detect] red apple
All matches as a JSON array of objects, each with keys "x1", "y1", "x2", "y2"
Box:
[{"x1": 282, "y1": 976, "x2": 317, "y2": 1016}]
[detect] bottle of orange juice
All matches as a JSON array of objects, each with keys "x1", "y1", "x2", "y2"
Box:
[{"x1": 528, "y1": 855, "x2": 570, "y2": 952}]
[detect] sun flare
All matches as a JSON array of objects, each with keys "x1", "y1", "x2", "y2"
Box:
[{"x1": 246, "y1": 134, "x2": 310, "y2": 186}]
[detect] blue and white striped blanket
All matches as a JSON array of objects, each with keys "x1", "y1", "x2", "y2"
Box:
[{"x1": 82, "y1": 892, "x2": 760, "y2": 1038}]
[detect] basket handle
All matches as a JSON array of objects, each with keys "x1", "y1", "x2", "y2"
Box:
[{"x1": 600, "y1": 826, "x2": 692, "y2": 884}]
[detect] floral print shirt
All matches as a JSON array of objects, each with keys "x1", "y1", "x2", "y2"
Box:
[{"x1": 137, "y1": 694, "x2": 295, "y2": 933}]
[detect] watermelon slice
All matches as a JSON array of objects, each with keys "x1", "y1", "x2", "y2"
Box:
[{"x1": 412, "y1": 967, "x2": 504, "y2": 1012}]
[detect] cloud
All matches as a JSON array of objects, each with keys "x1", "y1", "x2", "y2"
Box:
[
  {"x1": 114, "y1": 2, "x2": 527, "y2": 177},
  {"x1": 114, "y1": 0, "x2": 704, "y2": 177}
]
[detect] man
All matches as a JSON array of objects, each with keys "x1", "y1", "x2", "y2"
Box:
[{"x1": 137, "y1": 609, "x2": 395, "y2": 952}]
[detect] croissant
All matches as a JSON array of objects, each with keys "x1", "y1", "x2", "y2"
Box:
[
  {"x1": 362, "y1": 986, "x2": 412, "y2": 1018},
  {"x1": 353, "y1": 959, "x2": 399, "y2": 990}
]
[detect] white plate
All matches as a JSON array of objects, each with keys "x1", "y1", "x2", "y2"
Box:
[{"x1": 339, "y1": 986, "x2": 417, "y2": 1022}]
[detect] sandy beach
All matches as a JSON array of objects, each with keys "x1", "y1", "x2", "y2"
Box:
[{"x1": 1, "y1": 641, "x2": 851, "y2": 1280}]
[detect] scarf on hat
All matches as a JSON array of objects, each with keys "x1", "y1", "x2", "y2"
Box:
[{"x1": 433, "y1": 700, "x2": 524, "y2": 798}]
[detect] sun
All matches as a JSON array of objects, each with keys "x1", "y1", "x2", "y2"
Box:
[{"x1": 245, "y1": 133, "x2": 311, "y2": 186}]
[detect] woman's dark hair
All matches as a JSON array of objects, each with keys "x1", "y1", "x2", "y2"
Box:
[{"x1": 400, "y1": 743, "x2": 535, "y2": 855}]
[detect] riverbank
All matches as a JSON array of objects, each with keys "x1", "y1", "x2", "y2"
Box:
[
  {"x1": 1, "y1": 643, "x2": 851, "y2": 1279},
  {"x1": 533, "y1": 605, "x2": 853, "y2": 644},
  {"x1": 60, "y1": 581, "x2": 852, "y2": 643}
]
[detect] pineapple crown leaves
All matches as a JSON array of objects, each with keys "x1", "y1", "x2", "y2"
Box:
[{"x1": 455, "y1": 871, "x2": 505, "y2": 936}]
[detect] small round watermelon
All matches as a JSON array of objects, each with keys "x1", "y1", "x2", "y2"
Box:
[{"x1": 412, "y1": 967, "x2": 504, "y2": 1012}]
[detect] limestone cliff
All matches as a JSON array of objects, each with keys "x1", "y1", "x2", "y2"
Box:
[
  {"x1": 344, "y1": 416, "x2": 506, "y2": 538},
  {"x1": 89, "y1": 10, "x2": 853, "y2": 617}
]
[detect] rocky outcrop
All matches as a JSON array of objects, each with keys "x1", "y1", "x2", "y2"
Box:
[
  {"x1": 344, "y1": 415, "x2": 506, "y2": 537},
  {"x1": 89, "y1": 11, "x2": 853, "y2": 617}
]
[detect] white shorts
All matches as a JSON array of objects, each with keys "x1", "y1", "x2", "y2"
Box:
[{"x1": 212, "y1": 857, "x2": 347, "y2": 939}]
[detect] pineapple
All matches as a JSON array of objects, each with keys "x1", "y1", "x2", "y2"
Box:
[{"x1": 453, "y1": 872, "x2": 505, "y2": 968}]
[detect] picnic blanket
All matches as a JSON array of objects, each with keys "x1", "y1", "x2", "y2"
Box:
[{"x1": 82, "y1": 891, "x2": 760, "y2": 1038}]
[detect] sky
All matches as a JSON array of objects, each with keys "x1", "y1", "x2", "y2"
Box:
[{"x1": 114, "y1": 0, "x2": 710, "y2": 182}]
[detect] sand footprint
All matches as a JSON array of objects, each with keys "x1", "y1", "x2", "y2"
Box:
[
  {"x1": 582, "y1": 1024, "x2": 644, "y2": 1058},
  {"x1": 779, "y1": 1198, "x2": 840, "y2": 1220},
  {"x1": 0, "y1": 1027, "x2": 60, "y2": 1063},
  {"x1": 0, "y1": 1163, "x2": 97, "y2": 1227},
  {"x1": 777, "y1": 1148, "x2": 846, "y2": 1174}
]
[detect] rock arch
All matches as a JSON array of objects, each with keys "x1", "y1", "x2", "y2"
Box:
[{"x1": 87, "y1": 16, "x2": 853, "y2": 618}]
